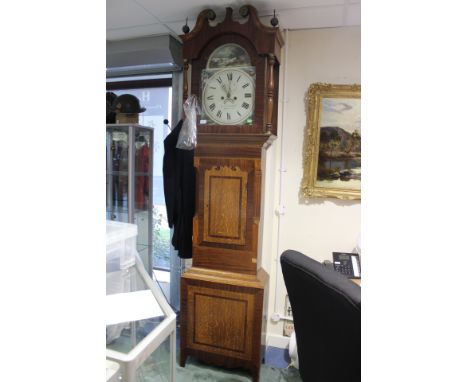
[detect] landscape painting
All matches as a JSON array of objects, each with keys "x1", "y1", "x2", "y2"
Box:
[
  {"x1": 317, "y1": 97, "x2": 361, "y2": 188},
  {"x1": 301, "y1": 83, "x2": 361, "y2": 200}
]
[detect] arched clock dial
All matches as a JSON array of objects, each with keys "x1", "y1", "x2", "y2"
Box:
[{"x1": 201, "y1": 67, "x2": 255, "y2": 125}]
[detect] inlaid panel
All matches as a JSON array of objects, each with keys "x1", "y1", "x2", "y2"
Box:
[
  {"x1": 203, "y1": 166, "x2": 248, "y2": 245},
  {"x1": 186, "y1": 284, "x2": 254, "y2": 360},
  {"x1": 194, "y1": 293, "x2": 246, "y2": 352}
]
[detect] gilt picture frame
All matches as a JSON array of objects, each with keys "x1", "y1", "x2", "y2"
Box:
[{"x1": 301, "y1": 83, "x2": 361, "y2": 200}]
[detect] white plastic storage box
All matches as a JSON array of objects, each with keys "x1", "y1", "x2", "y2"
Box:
[{"x1": 106, "y1": 220, "x2": 138, "y2": 271}]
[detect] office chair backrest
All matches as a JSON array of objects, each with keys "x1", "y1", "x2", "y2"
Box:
[{"x1": 280, "y1": 250, "x2": 361, "y2": 382}]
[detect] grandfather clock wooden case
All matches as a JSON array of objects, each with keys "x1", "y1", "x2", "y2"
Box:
[{"x1": 179, "y1": 6, "x2": 283, "y2": 381}]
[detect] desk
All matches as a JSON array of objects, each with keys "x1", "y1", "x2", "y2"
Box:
[{"x1": 351, "y1": 279, "x2": 361, "y2": 286}]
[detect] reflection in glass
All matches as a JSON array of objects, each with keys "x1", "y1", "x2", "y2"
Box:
[
  {"x1": 136, "y1": 336, "x2": 171, "y2": 382},
  {"x1": 107, "y1": 129, "x2": 130, "y2": 218},
  {"x1": 135, "y1": 129, "x2": 151, "y2": 211}
]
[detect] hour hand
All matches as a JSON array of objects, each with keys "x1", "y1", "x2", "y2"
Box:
[{"x1": 220, "y1": 82, "x2": 229, "y2": 95}]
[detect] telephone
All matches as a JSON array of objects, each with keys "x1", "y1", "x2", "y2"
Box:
[{"x1": 332, "y1": 252, "x2": 361, "y2": 279}]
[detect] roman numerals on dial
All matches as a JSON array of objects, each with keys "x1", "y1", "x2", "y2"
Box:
[{"x1": 202, "y1": 67, "x2": 255, "y2": 125}]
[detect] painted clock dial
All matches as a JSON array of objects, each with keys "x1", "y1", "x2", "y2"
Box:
[{"x1": 201, "y1": 67, "x2": 256, "y2": 125}]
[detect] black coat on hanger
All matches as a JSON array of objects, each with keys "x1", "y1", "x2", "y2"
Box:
[{"x1": 162, "y1": 119, "x2": 195, "y2": 259}]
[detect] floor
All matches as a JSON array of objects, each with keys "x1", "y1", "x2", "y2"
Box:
[
  {"x1": 150, "y1": 269, "x2": 302, "y2": 381},
  {"x1": 131, "y1": 322, "x2": 302, "y2": 381},
  {"x1": 176, "y1": 355, "x2": 302, "y2": 382},
  {"x1": 264, "y1": 347, "x2": 291, "y2": 369},
  {"x1": 172, "y1": 324, "x2": 301, "y2": 381}
]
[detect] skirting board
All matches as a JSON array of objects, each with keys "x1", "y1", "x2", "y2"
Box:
[{"x1": 266, "y1": 334, "x2": 291, "y2": 349}]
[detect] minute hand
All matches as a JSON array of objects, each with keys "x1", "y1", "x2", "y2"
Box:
[{"x1": 227, "y1": 78, "x2": 233, "y2": 98}]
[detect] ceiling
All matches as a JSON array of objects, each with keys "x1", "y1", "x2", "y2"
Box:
[{"x1": 107, "y1": 0, "x2": 361, "y2": 41}]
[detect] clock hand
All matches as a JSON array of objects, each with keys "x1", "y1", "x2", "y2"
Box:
[
  {"x1": 223, "y1": 97, "x2": 235, "y2": 104},
  {"x1": 220, "y1": 82, "x2": 229, "y2": 95},
  {"x1": 227, "y1": 77, "x2": 232, "y2": 98}
]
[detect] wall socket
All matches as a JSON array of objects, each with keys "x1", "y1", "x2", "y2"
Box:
[{"x1": 283, "y1": 321, "x2": 295, "y2": 337}]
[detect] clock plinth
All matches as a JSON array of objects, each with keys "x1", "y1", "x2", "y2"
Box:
[
  {"x1": 180, "y1": 7, "x2": 283, "y2": 381},
  {"x1": 180, "y1": 267, "x2": 268, "y2": 382}
]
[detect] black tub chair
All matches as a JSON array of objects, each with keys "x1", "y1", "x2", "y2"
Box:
[{"x1": 280, "y1": 250, "x2": 361, "y2": 382}]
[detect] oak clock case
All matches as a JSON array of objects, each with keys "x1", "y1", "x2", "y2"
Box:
[{"x1": 179, "y1": 6, "x2": 284, "y2": 382}]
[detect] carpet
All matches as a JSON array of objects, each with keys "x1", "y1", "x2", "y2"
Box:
[
  {"x1": 112, "y1": 318, "x2": 302, "y2": 381},
  {"x1": 176, "y1": 356, "x2": 302, "y2": 382}
]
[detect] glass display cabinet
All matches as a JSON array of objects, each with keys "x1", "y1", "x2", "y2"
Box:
[
  {"x1": 106, "y1": 220, "x2": 176, "y2": 382},
  {"x1": 106, "y1": 360, "x2": 120, "y2": 382},
  {"x1": 106, "y1": 124, "x2": 154, "y2": 274}
]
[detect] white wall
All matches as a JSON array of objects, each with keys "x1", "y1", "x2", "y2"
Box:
[{"x1": 261, "y1": 26, "x2": 361, "y2": 347}]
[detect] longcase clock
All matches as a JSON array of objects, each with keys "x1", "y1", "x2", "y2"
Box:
[{"x1": 179, "y1": 6, "x2": 283, "y2": 381}]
